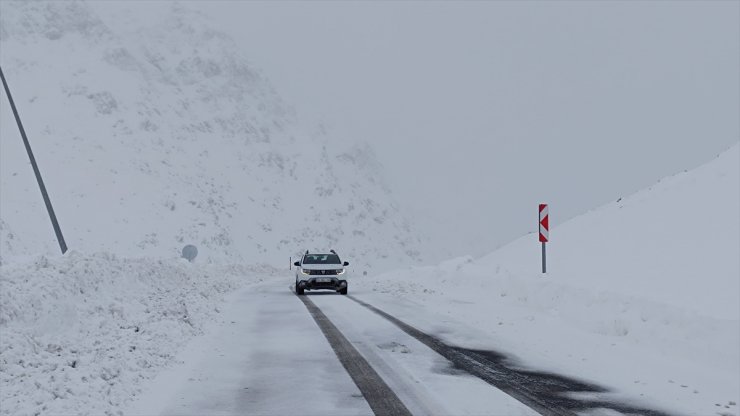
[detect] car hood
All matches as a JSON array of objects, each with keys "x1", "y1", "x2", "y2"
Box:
[{"x1": 300, "y1": 264, "x2": 343, "y2": 270}]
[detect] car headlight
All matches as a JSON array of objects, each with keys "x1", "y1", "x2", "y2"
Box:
[
  {"x1": 336, "y1": 269, "x2": 345, "y2": 275},
  {"x1": 301, "y1": 269, "x2": 311, "y2": 275}
]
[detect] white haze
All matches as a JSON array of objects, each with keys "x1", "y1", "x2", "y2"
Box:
[{"x1": 181, "y1": 0, "x2": 740, "y2": 256}]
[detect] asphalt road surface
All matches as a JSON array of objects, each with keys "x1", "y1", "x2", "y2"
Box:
[{"x1": 128, "y1": 281, "x2": 670, "y2": 416}]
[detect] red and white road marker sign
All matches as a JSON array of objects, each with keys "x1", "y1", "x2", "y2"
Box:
[
  {"x1": 539, "y1": 204, "x2": 548, "y2": 273},
  {"x1": 539, "y1": 204, "x2": 549, "y2": 242}
]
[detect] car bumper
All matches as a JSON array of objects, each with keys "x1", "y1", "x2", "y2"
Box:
[{"x1": 298, "y1": 278, "x2": 347, "y2": 290}]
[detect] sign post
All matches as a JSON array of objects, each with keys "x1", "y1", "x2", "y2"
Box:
[{"x1": 539, "y1": 204, "x2": 549, "y2": 273}]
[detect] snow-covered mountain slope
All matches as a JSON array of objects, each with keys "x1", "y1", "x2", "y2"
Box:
[
  {"x1": 0, "y1": 1, "x2": 422, "y2": 270},
  {"x1": 479, "y1": 142, "x2": 739, "y2": 320},
  {"x1": 361, "y1": 144, "x2": 739, "y2": 415}
]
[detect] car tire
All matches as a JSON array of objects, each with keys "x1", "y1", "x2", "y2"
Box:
[
  {"x1": 296, "y1": 284, "x2": 304, "y2": 295},
  {"x1": 339, "y1": 287, "x2": 348, "y2": 295}
]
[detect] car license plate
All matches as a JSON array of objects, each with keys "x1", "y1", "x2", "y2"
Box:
[{"x1": 317, "y1": 278, "x2": 331, "y2": 283}]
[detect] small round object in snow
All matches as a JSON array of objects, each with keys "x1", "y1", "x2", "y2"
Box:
[{"x1": 182, "y1": 245, "x2": 198, "y2": 262}]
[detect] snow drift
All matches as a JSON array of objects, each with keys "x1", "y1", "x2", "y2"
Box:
[{"x1": 0, "y1": 251, "x2": 280, "y2": 416}]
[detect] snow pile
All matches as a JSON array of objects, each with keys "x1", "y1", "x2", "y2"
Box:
[
  {"x1": 0, "y1": 1, "x2": 423, "y2": 271},
  {"x1": 362, "y1": 144, "x2": 740, "y2": 415},
  {"x1": 0, "y1": 251, "x2": 280, "y2": 416}
]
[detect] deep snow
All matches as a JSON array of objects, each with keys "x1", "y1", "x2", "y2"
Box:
[
  {"x1": 0, "y1": 251, "x2": 281, "y2": 416},
  {"x1": 1, "y1": 1, "x2": 737, "y2": 415}
]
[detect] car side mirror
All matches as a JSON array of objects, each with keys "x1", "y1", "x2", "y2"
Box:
[
  {"x1": 343, "y1": 261, "x2": 349, "y2": 266},
  {"x1": 293, "y1": 261, "x2": 300, "y2": 267}
]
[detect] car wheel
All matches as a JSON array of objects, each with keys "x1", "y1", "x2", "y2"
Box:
[
  {"x1": 339, "y1": 287, "x2": 348, "y2": 295},
  {"x1": 296, "y1": 285, "x2": 304, "y2": 295}
]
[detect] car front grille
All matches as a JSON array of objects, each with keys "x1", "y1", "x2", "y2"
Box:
[{"x1": 308, "y1": 269, "x2": 339, "y2": 275}]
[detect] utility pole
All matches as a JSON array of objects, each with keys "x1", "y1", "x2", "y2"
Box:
[{"x1": 0, "y1": 66, "x2": 68, "y2": 254}]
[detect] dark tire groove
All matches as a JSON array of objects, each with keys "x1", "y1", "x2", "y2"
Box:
[
  {"x1": 348, "y1": 295, "x2": 673, "y2": 416},
  {"x1": 298, "y1": 294, "x2": 412, "y2": 416}
]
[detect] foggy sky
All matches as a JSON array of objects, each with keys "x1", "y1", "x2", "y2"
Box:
[{"x1": 192, "y1": 1, "x2": 739, "y2": 257}]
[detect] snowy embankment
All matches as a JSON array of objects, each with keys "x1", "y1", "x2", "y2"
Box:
[
  {"x1": 0, "y1": 252, "x2": 280, "y2": 416},
  {"x1": 362, "y1": 144, "x2": 740, "y2": 415}
]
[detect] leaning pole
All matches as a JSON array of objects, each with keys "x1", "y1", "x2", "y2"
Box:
[{"x1": 0, "y1": 65, "x2": 68, "y2": 254}]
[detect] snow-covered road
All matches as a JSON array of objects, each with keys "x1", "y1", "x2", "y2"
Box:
[
  {"x1": 308, "y1": 292, "x2": 538, "y2": 416},
  {"x1": 127, "y1": 280, "x2": 536, "y2": 415},
  {"x1": 126, "y1": 280, "x2": 674, "y2": 416},
  {"x1": 126, "y1": 282, "x2": 372, "y2": 416}
]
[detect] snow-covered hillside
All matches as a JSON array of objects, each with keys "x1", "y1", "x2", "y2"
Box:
[
  {"x1": 0, "y1": 1, "x2": 422, "y2": 270},
  {"x1": 362, "y1": 144, "x2": 740, "y2": 415},
  {"x1": 481, "y1": 143, "x2": 739, "y2": 320}
]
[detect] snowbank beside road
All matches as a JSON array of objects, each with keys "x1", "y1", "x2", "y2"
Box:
[
  {"x1": 0, "y1": 252, "x2": 280, "y2": 416},
  {"x1": 361, "y1": 144, "x2": 740, "y2": 415}
]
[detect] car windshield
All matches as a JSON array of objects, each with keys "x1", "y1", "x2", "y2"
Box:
[{"x1": 302, "y1": 254, "x2": 341, "y2": 264}]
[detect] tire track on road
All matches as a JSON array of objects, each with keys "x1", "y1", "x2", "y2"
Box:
[
  {"x1": 298, "y1": 294, "x2": 413, "y2": 416},
  {"x1": 348, "y1": 295, "x2": 672, "y2": 416}
]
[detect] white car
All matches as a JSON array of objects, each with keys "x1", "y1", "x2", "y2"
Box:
[{"x1": 294, "y1": 250, "x2": 349, "y2": 295}]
